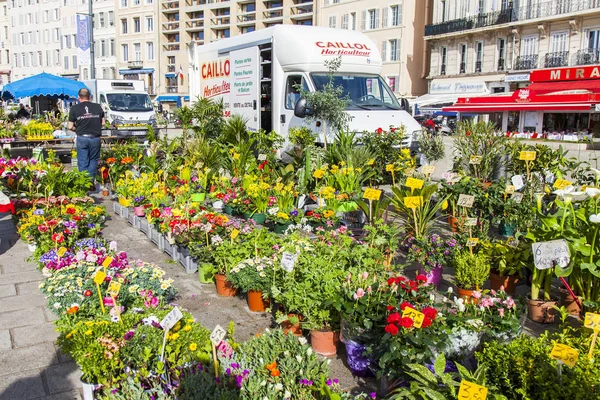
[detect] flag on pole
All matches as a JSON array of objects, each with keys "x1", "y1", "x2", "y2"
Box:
[{"x1": 179, "y1": 65, "x2": 184, "y2": 84}]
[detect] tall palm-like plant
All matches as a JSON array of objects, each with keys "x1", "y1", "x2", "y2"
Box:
[{"x1": 390, "y1": 183, "x2": 448, "y2": 238}]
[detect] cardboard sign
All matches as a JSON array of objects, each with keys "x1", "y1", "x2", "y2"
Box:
[
  {"x1": 102, "y1": 257, "x2": 113, "y2": 268},
  {"x1": 532, "y1": 239, "x2": 570, "y2": 270},
  {"x1": 257, "y1": 154, "x2": 267, "y2": 161},
  {"x1": 465, "y1": 217, "x2": 478, "y2": 227},
  {"x1": 466, "y1": 238, "x2": 480, "y2": 247},
  {"x1": 511, "y1": 175, "x2": 525, "y2": 191},
  {"x1": 554, "y1": 179, "x2": 572, "y2": 190},
  {"x1": 550, "y1": 343, "x2": 579, "y2": 368},
  {"x1": 519, "y1": 151, "x2": 537, "y2": 161},
  {"x1": 106, "y1": 281, "x2": 122, "y2": 297},
  {"x1": 469, "y1": 156, "x2": 482, "y2": 165},
  {"x1": 363, "y1": 188, "x2": 382, "y2": 201},
  {"x1": 403, "y1": 196, "x2": 423, "y2": 209},
  {"x1": 93, "y1": 270, "x2": 106, "y2": 285},
  {"x1": 511, "y1": 192, "x2": 524, "y2": 204},
  {"x1": 405, "y1": 178, "x2": 424, "y2": 190},
  {"x1": 421, "y1": 165, "x2": 436, "y2": 175},
  {"x1": 584, "y1": 312, "x2": 600, "y2": 332},
  {"x1": 457, "y1": 194, "x2": 475, "y2": 208},
  {"x1": 230, "y1": 229, "x2": 240, "y2": 240},
  {"x1": 210, "y1": 324, "x2": 227, "y2": 345},
  {"x1": 402, "y1": 307, "x2": 425, "y2": 329},
  {"x1": 458, "y1": 381, "x2": 488, "y2": 400},
  {"x1": 160, "y1": 307, "x2": 183, "y2": 331},
  {"x1": 505, "y1": 185, "x2": 516, "y2": 195},
  {"x1": 281, "y1": 251, "x2": 298, "y2": 272},
  {"x1": 56, "y1": 247, "x2": 67, "y2": 257}
]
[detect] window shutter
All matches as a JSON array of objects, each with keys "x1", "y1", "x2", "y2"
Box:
[
  {"x1": 382, "y1": 7, "x2": 388, "y2": 28},
  {"x1": 396, "y1": 38, "x2": 402, "y2": 61},
  {"x1": 361, "y1": 10, "x2": 366, "y2": 30},
  {"x1": 382, "y1": 41, "x2": 387, "y2": 62},
  {"x1": 398, "y1": 1, "x2": 404, "y2": 25},
  {"x1": 374, "y1": 9, "x2": 380, "y2": 29}
]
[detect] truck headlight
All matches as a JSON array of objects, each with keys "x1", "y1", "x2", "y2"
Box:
[{"x1": 110, "y1": 114, "x2": 124, "y2": 122}]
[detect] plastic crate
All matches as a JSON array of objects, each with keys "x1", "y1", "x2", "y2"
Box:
[
  {"x1": 120, "y1": 207, "x2": 129, "y2": 220},
  {"x1": 132, "y1": 215, "x2": 141, "y2": 230},
  {"x1": 179, "y1": 255, "x2": 198, "y2": 274},
  {"x1": 126, "y1": 211, "x2": 136, "y2": 226},
  {"x1": 140, "y1": 218, "x2": 149, "y2": 234}
]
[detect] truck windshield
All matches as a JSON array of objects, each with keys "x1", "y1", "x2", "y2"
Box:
[
  {"x1": 106, "y1": 93, "x2": 153, "y2": 112},
  {"x1": 310, "y1": 73, "x2": 402, "y2": 110}
]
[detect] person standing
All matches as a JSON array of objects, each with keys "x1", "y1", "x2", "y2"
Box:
[
  {"x1": 16, "y1": 104, "x2": 30, "y2": 119},
  {"x1": 68, "y1": 88, "x2": 104, "y2": 191}
]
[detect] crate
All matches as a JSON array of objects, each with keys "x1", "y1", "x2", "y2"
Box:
[
  {"x1": 132, "y1": 215, "x2": 141, "y2": 230},
  {"x1": 179, "y1": 255, "x2": 198, "y2": 274},
  {"x1": 140, "y1": 218, "x2": 149, "y2": 234},
  {"x1": 163, "y1": 239, "x2": 179, "y2": 261},
  {"x1": 120, "y1": 206, "x2": 129, "y2": 220},
  {"x1": 126, "y1": 211, "x2": 136, "y2": 226},
  {"x1": 150, "y1": 226, "x2": 162, "y2": 246},
  {"x1": 113, "y1": 202, "x2": 121, "y2": 216}
]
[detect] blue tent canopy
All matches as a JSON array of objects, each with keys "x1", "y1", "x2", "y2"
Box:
[{"x1": 1, "y1": 72, "x2": 87, "y2": 100}]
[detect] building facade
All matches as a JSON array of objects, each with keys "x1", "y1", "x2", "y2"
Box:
[
  {"x1": 0, "y1": 0, "x2": 11, "y2": 88},
  {"x1": 316, "y1": 0, "x2": 428, "y2": 98},
  {"x1": 421, "y1": 0, "x2": 600, "y2": 122}
]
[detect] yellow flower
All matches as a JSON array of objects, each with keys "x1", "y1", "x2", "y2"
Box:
[
  {"x1": 276, "y1": 212, "x2": 289, "y2": 220},
  {"x1": 189, "y1": 343, "x2": 198, "y2": 351},
  {"x1": 184, "y1": 325, "x2": 192, "y2": 332},
  {"x1": 441, "y1": 200, "x2": 449, "y2": 211},
  {"x1": 170, "y1": 333, "x2": 180, "y2": 341},
  {"x1": 233, "y1": 153, "x2": 240, "y2": 160},
  {"x1": 187, "y1": 318, "x2": 195, "y2": 324},
  {"x1": 323, "y1": 210, "x2": 335, "y2": 218},
  {"x1": 367, "y1": 159, "x2": 375, "y2": 166},
  {"x1": 85, "y1": 329, "x2": 92, "y2": 336},
  {"x1": 386, "y1": 164, "x2": 395, "y2": 172},
  {"x1": 313, "y1": 169, "x2": 325, "y2": 179}
]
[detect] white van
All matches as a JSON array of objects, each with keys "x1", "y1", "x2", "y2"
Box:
[
  {"x1": 188, "y1": 25, "x2": 422, "y2": 154},
  {"x1": 83, "y1": 80, "x2": 156, "y2": 126}
]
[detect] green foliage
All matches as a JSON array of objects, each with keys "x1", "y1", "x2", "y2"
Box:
[
  {"x1": 289, "y1": 126, "x2": 317, "y2": 148},
  {"x1": 419, "y1": 131, "x2": 445, "y2": 163},
  {"x1": 454, "y1": 250, "x2": 490, "y2": 290},
  {"x1": 482, "y1": 240, "x2": 530, "y2": 277},
  {"x1": 391, "y1": 183, "x2": 449, "y2": 238}
]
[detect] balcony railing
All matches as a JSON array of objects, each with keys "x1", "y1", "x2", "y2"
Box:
[
  {"x1": 291, "y1": 6, "x2": 313, "y2": 15},
  {"x1": 162, "y1": 22, "x2": 180, "y2": 31},
  {"x1": 186, "y1": 20, "x2": 205, "y2": 29},
  {"x1": 210, "y1": 17, "x2": 230, "y2": 25},
  {"x1": 475, "y1": 60, "x2": 482, "y2": 73},
  {"x1": 425, "y1": 0, "x2": 600, "y2": 37},
  {"x1": 238, "y1": 14, "x2": 256, "y2": 23},
  {"x1": 186, "y1": 0, "x2": 206, "y2": 5},
  {"x1": 497, "y1": 57, "x2": 505, "y2": 71},
  {"x1": 166, "y1": 86, "x2": 179, "y2": 93},
  {"x1": 167, "y1": 65, "x2": 176, "y2": 72},
  {"x1": 459, "y1": 62, "x2": 466, "y2": 74},
  {"x1": 544, "y1": 51, "x2": 569, "y2": 68},
  {"x1": 263, "y1": 9, "x2": 283, "y2": 19},
  {"x1": 572, "y1": 48, "x2": 600, "y2": 66},
  {"x1": 128, "y1": 60, "x2": 143, "y2": 69},
  {"x1": 514, "y1": 54, "x2": 538, "y2": 70},
  {"x1": 162, "y1": 1, "x2": 179, "y2": 10},
  {"x1": 440, "y1": 64, "x2": 446, "y2": 76},
  {"x1": 163, "y1": 43, "x2": 180, "y2": 51}
]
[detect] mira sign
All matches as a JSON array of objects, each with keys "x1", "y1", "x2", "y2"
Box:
[{"x1": 530, "y1": 66, "x2": 600, "y2": 82}]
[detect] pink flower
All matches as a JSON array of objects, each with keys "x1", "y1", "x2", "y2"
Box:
[
  {"x1": 498, "y1": 307, "x2": 505, "y2": 317},
  {"x1": 490, "y1": 289, "x2": 497, "y2": 296},
  {"x1": 367, "y1": 286, "x2": 372, "y2": 294},
  {"x1": 472, "y1": 291, "x2": 482, "y2": 299},
  {"x1": 353, "y1": 288, "x2": 365, "y2": 300},
  {"x1": 480, "y1": 298, "x2": 494, "y2": 308},
  {"x1": 231, "y1": 177, "x2": 238, "y2": 184},
  {"x1": 361, "y1": 272, "x2": 369, "y2": 280},
  {"x1": 503, "y1": 297, "x2": 516, "y2": 309}
]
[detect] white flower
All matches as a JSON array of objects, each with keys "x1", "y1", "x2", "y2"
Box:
[
  {"x1": 143, "y1": 316, "x2": 159, "y2": 326},
  {"x1": 274, "y1": 383, "x2": 283, "y2": 391},
  {"x1": 267, "y1": 207, "x2": 279, "y2": 215},
  {"x1": 447, "y1": 287, "x2": 453, "y2": 294},
  {"x1": 53, "y1": 302, "x2": 61, "y2": 309},
  {"x1": 306, "y1": 348, "x2": 313, "y2": 356},
  {"x1": 458, "y1": 304, "x2": 466, "y2": 312},
  {"x1": 429, "y1": 294, "x2": 435, "y2": 302},
  {"x1": 284, "y1": 351, "x2": 290, "y2": 357},
  {"x1": 284, "y1": 390, "x2": 291, "y2": 398},
  {"x1": 553, "y1": 186, "x2": 586, "y2": 201},
  {"x1": 586, "y1": 187, "x2": 600, "y2": 198},
  {"x1": 590, "y1": 214, "x2": 600, "y2": 224},
  {"x1": 296, "y1": 355, "x2": 302, "y2": 362},
  {"x1": 260, "y1": 381, "x2": 267, "y2": 387},
  {"x1": 591, "y1": 167, "x2": 600, "y2": 176},
  {"x1": 298, "y1": 337, "x2": 307, "y2": 345}
]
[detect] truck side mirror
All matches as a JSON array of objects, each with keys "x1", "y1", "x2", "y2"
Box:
[
  {"x1": 294, "y1": 97, "x2": 312, "y2": 118},
  {"x1": 400, "y1": 98, "x2": 409, "y2": 111}
]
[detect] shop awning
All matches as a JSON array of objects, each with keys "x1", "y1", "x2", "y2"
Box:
[
  {"x1": 156, "y1": 95, "x2": 180, "y2": 102},
  {"x1": 528, "y1": 80, "x2": 600, "y2": 94},
  {"x1": 444, "y1": 103, "x2": 591, "y2": 112},
  {"x1": 412, "y1": 93, "x2": 463, "y2": 107},
  {"x1": 119, "y1": 68, "x2": 155, "y2": 75},
  {"x1": 165, "y1": 73, "x2": 177, "y2": 78}
]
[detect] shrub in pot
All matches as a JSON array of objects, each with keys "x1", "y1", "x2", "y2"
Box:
[
  {"x1": 227, "y1": 257, "x2": 275, "y2": 312},
  {"x1": 483, "y1": 240, "x2": 529, "y2": 294},
  {"x1": 453, "y1": 250, "x2": 490, "y2": 302}
]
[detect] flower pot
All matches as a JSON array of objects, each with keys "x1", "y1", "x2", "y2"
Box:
[
  {"x1": 310, "y1": 329, "x2": 338, "y2": 357},
  {"x1": 215, "y1": 274, "x2": 237, "y2": 297},
  {"x1": 118, "y1": 197, "x2": 131, "y2": 207},
  {"x1": 281, "y1": 314, "x2": 303, "y2": 336},
  {"x1": 247, "y1": 290, "x2": 268, "y2": 312},
  {"x1": 198, "y1": 263, "x2": 215, "y2": 283},
  {"x1": 273, "y1": 222, "x2": 291, "y2": 234},
  {"x1": 498, "y1": 221, "x2": 516, "y2": 237},
  {"x1": 133, "y1": 206, "x2": 145, "y2": 217},
  {"x1": 244, "y1": 212, "x2": 266, "y2": 225},
  {"x1": 559, "y1": 288, "x2": 582, "y2": 316},
  {"x1": 447, "y1": 215, "x2": 459, "y2": 233},
  {"x1": 526, "y1": 296, "x2": 557, "y2": 324},
  {"x1": 101, "y1": 189, "x2": 110, "y2": 197},
  {"x1": 223, "y1": 205, "x2": 233, "y2": 215},
  {"x1": 490, "y1": 271, "x2": 519, "y2": 295},
  {"x1": 81, "y1": 379, "x2": 100, "y2": 400},
  {"x1": 27, "y1": 243, "x2": 37, "y2": 253},
  {"x1": 191, "y1": 193, "x2": 206, "y2": 203},
  {"x1": 419, "y1": 266, "x2": 443, "y2": 290},
  {"x1": 344, "y1": 339, "x2": 374, "y2": 377},
  {"x1": 456, "y1": 287, "x2": 479, "y2": 304}
]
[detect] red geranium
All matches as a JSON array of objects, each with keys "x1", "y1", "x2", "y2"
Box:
[
  {"x1": 387, "y1": 312, "x2": 402, "y2": 324},
  {"x1": 38, "y1": 225, "x2": 48, "y2": 233},
  {"x1": 390, "y1": 127, "x2": 396, "y2": 132},
  {"x1": 395, "y1": 276, "x2": 406, "y2": 284},
  {"x1": 384, "y1": 323, "x2": 399, "y2": 336},
  {"x1": 387, "y1": 277, "x2": 395, "y2": 286},
  {"x1": 415, "y1": 274, "x2": 427, "y2": 283},
  {"x1": 52, "y1": 233, "x2": 64, "y2": 243},
  {"x1": 387, "y1": 305, "x2": 395, "y2": 311},
  {"x1": 376, "y1": 127, "x2": 383, "y2": 134},
  {"x1": 422, "y1": 306, "x2": 437, "y2": 321},
  {"x1": 421, "y1": 316, "x2": 433, "y2": 328},
  {"x1": 65, "y1": 207, "x2": 76, "y2": 215},
  {"x1": 306, "y1": 210, "x2": 314, "y2": 217},
  {"x1": 399, "y1": 317, "x2": 414, "y2": 328},
  {"x1": 258, "y1": 160, "x2": 268, "y2": 170},
  {"x1": 399, "y1": 301, "x2": 413, "y2": 311},
  {"x1": 83, "y1": 290, "x2": 92, "y2": 297}
]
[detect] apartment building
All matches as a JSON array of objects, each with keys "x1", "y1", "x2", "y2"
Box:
[
  {"x1": 60, "y1": 0, "x2": 80, "y2": 80},
  {"x1": 116, "y1": 0, "x2": 160, "y2": 95},
  {"x1": 156, "y1": 0, "x2": 315, "y2": 106},
  {"x1": 420, "y1": 0, "x2": 600, "y2": 118},
  {"x1": 78, "y1": 0, "x2": 118, "y2": 81},
  {"x1": 317, "y1": 0, "x2": 428, "y2": 98},
  {"x1": 0, "y1": 0, "x2": 11, "y2": 88}
]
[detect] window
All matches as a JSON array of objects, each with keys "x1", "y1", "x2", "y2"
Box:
[
  {"x1": 477, "y1": 0, "x2": 484, "y2": 14},
  {"x1": 53, "y1": 28, "x2": 59, "y2": 42},
  {"x1": 100, "y1": 40, "x2": 107, "y2": 57},
  {"x1": 389, "y1": 39, "x2": 399, "y2": 61},
  {"x1": 241, "y1": 26, "x2": 254, "y2": 34},
  {"x1": 108, "y1": 11, "x2": 114, "y2": 26},
  {"x1": 133, "y1": 0, "x2": 140, "y2": 4},
  {"x1": 121, "y1": 0, "x2": 127, "y2": 6},
  {"x1": 388, "y1": 76, "x2": 396, "y2": 92},
  {"x1": 550, "y1": 31, "x2": 568, "y2": 53},
  {"x1": 64, "y1": 55, "x2": 69, "y2": 70},
  {"x1": 54, "y1": 49, "x2": 59, "y2": 65},
  {"x1": 168, "y1": 56, "x2": 175, "y2": 64},
  {"x1": 133, "y1": 43, "x2": 141, "y2": 61},
  {"x1": 72, "y1": 55, "x2": 77, "y2": 69},
  {"x1": 22, "y1": 53, "x2": 26, "y2": 67},
  {"x1": 521, "y1": 36, "x2": 538, "y2": 56},
  {"x1": 284, "y1": 75, "x2": 307, "y2": 109},
  {"x1": 46, "y1": 50, "x2": 50, "y2": 67},
  {"x1": 587, "y1": 29, "x2": 600, "y2": 50},
  {"x1": 99, "y1": 12, "x2": 105, "y2": 28},
  {"x1": 146, "y1": 16, "x2": 153, "y2": 32},
  {"x1": 65, "y1": 35, "x2": 72, "y2": 48},
  {"x1": 146, "y1": 0, "x2": 152, "y2": 3},
  {"x1": 341, "y1": 14, "x2": 348, "y2": 30},
  {"x1": 497, "y1": 38, "x2": 506, "y2": 71},
  {"x1": 328, "y1": 15, "x2": 336, "y2": 28},
  {"x1": 122, "y1": 44, "x2": 128, "y2": 61},
  {"x1": 350, "y1": 12, "x2": 356, "y2": 30},
  {"x1": 83, "y1": 68, "x2": 88, "y2": 80},
  {"x1": 441, "y1": 0, "x2": 447, "y2": 22},
  {"x1": 134, "y1": 17, "x2": 140, "y2": 33},
  {"x1": 459, "y1": 44, "x2": 467, "y2": 73},
  {"x1": 147, "y1": 42, "x2": 154, "y2": 60},
  {"x1": 38, "y1": 51, "x2": 42, "y2": 66},
  {"x1": 121, "y1": 18, "x2": 128, "y2": 34},
  {"x1": 110, "y1": 39, "x2": 115, "y2": 56},
  {"x1": 391, "y1": 4, "x2": 401, "y2": 26},
  {"x1": 475, "y1": 41, "x2": 483, "y2": 72},
  {"x1": 3, "y1": 26, "x2": 7, "y2": 40},
  {"x1": 367, "y1": 9, "x2": 379, "y2": 30},
  {"x1": 440, "y1": 46, "x2": 447, "y2": 75}
]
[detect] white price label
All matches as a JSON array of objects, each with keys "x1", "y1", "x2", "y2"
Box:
[
  {"x1": 511, "y1": 174, "x2": 525, "y2": 190},
  {"x1": 511, "y1": 192, "x2": 524, "y2": 204},
  {"x1": 210, "y1": 324, "x2": 227, "y2": 345},
  {"x1": 532, "y1": 239, "x2": 571, "y2": 270},
  {"x1": 465, "y1": 217, "x2": 478, "y2": 226},
  {"x1": 457, "y1": 194, "x2": 475, "y2": 208},
  {"x1": 281, "y1": 251, "x2": 298, "y2": 272},
  {"x1": 258, "y1": 154, "x2": 267, "y2": 161},
  {"x1": 160, "y1": 307, "x2": 183, "y2": 331}
]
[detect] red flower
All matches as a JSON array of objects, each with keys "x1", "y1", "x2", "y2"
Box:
[
  {"x1": 38, "y1": 225, "x2": 48, "y2": 233},
  {"x1": 387, "y1": 277, "x2": 395, "y2": 286},
  {"x1": 415, "y1": 274, "x2": 427, "y2": 283},
  {"x1": 395, "y1": 276, "x2": 406, "y2": 284},
  {"x1": 52, "y1": 233, "x2": 64, "y2": 243},
  {"x1": 421, "y1": 316, "x2": 433, "y2": 328},
  {"x1": 376, "y1": 127, "x2": 383, "y2": 135},
  {"x1": 387, "y1": 305, "x2": 395, "y2": 311},
  {"x1": 384, "y1": 323, "x2": 399, "y2": 336},
  {"x1": 73, "y1": 215, "x2": 82, "y2": 221},
  {"x1": 83, "y1": 290, "x2": 92, "y2": 297},
  {"x1": 47, "y1": 219, "x2": 58, "y2": 227},
  {"x1": 65, "y1": 207, "x2": 76, "y2": 215},
  {"x1": 387, "y1": 312, "x2": 402, "y2": 324},
  {"x1": 258, "y1": 160, "x2": 268, "y2": 170},
  {"x1": 399, "y1": 317, "x2": 414, "y2": 328},
  {"x1": 390, "y1": 127, "x2": 396, "y2": 132},
  {"x1": 150, "y1": 209, "x2": 161, "y2": 218},
  {"x1": 422, "y1": 306, "x2": 437, "y2": 321},
  {"x1": 216, "y1": 193, "x2": 225, "y2": 199},
  {"x1": 399, "y1": 301, "x2": 413, "y2": 311}
]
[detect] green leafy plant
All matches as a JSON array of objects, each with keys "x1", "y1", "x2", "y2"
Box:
[
  {"x1": 454, "y1": 250, "x2": 490, "y2": 290},
  {"x1": 418, "y1": 131, "x2": 445, "y2": 164}
]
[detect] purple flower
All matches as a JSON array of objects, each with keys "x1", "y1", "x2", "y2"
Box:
[
  {"x1": 33, "y1": 209, "x2": 45, "y2": 215},
  {"x1": 225, "y1": 368, "x2": 231, "y2": 375},
  {"x1": 87, "y1": 223, "x2": 96, "y2": 229},
  {"x1": 123, "y1": 330, "x2": 135, "y2": 340},
  {"x1": 242, "y1": 369, "x2": 249, "y2": 376},
  {"x1": 231, "y1": 363, "x2": 240, "y2": 369},
  {"x1": 290, "y1": 209, "x2": 298, "y2": 217},
  {"x1": 333, "y1": 379, "x2": 339, "y2": 384},
  {"x1": 235, "y1": 375, "x2": 243, "y2": 387},
  {"x1": 326, "y1": 379, "x2": 332, "y2": 386},
  {"x1": 370, "y1": 392, "x2": 377, "y2": 399}
]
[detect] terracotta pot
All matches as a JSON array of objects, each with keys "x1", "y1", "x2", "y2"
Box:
[
  {"x1": 310, "y1": 329, "x2": 339, "y2": 357},
  {"x1": 526, "y1": 296, "x2": 557, "y2": 324},
  {"x1": 456, "y1": 287, "x2": 479, "y2": 304},
  {"x1": 559, "y1": 288, "x2": 582, "y2": 316},
  {"x1": 490, "y1": 271, "x2": 519, "y2": 295},
  {"x1": 101, "y1": 189, "x2": 110, "y2": 197},
  {"x1": 215, "y1": 274, "x2": 237, "y2": 297},
  {"x1": 447, "y1": 215, "x2": 459, "y2": 232},
  {"x1": 280, "y1": 314, "x2": 303, "y2": 336},
  {"x1": 247, "y1": 290, "x2": 268, "y2": 312}
]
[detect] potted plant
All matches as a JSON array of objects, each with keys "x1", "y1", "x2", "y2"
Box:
[
  {"x1": 190, "y1": 167, "x2": 210, "y2": 203},
  {"x1": 132, "y1": 196, "x2": 147, "y2": 217},
  {"x1": 405, "y1": 234, "x2": 460, "y2": 289},
  {"x1": 453, "y1": 250, "x2": 490, "y2": 302},
  {"x1": 266, "y1": 207, "x2": 300, "y2": 234},
  {"x1": 483, "y1": 240, "x2": 529, "y2": 295},
  {"x1": 226, "y1": 257, "x2": 274, "y2": 312}
]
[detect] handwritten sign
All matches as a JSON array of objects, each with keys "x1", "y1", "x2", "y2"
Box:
[
  {"x1": 93, "y1": 270, "x2": 107, "y2": 285},
  {"x1": 584, "y1": 312, "x2": 600, "y2": 332},
  {"x1": 511, "y1": 175, "x2": 525, "y2": 191},
  {"x1": 421, "y1": 165, "x2": 436, "y2": 175},
  {"x1": 403, "y1": 196, "x2": 423, "y2": 209},
  {"x1": 57, "y1": 247, "x2": 67, "y2": 257},
  {"x1": 469, "y1": 156, "x2": 482, "y2": 165},
  {"x1": 160, "y1": 307, "x2": 183, "y2": 331},
  {"x1": 532, "y1": 239, "x2": 570, "y2": 270},
  {"x1": 457, "y1": 194, "x2": 475, "y2": 208},
  {"x1": 402, "y1": 307, "x2": 425, "y2": 329},
  {"x1": 102, "y1": 257, "x2": 113, "y2": 268},
  {"x1": 405, "y1": 178, "x2": 424, "y2": 190},
  {"x1": 363, "y1": 188, "x2": 382, "y2": 201},
  {"x1": 519, "y1": 151, "x2": 537, "y2": 161},
  {"x1": 465, "y1": 217, "x2": 478, "y2": 227},
  {"x1": 554, "y1": 179, "x2": 572, "y2": 190},
  {"x1": 106, "y1": 281, "x2": 121, "y2": 297},
  {"x1": 505, "y1": 185, "x2": 516, "y2": 195},
  {"x1": 466, "y1": 238, "x2": 480, "y2": 247},
  {"x1": 210, "y1": 324, "x2": 227, "y2": 345},
  {"x1": 281, "y1": 251, "x2": 298, "y2": 272},
  {"x1": 511, "y1": 192, "x2": 523, "y2": 204},
  {"x1": 550, "y1": 343, "x2": 579, "y2": 368},
  {"x1": 458, "y1": 380, "x2": 488, "y2": 400},
  {"x1": 257, "y1": 154, "x2": 267, "y2": 161},
  {"x1": 230, "y1": 229, "x2": 240, "y2": 240}
]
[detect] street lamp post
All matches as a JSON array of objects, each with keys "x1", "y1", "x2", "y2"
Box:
[{"x1": 88, "y1": 0, "x2": 95, "y2": 79}]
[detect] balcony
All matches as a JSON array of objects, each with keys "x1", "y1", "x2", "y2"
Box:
[
  {"x1": 497, "y1": 58, "x2": 505, "y2": 71},
  {"x1": 237, "y1": 13, "x2": 256, "y2": 23},
  {"x1": 127, "y1": 60, "x2": 144, "y2": 69},
  {"x1": 475, "y1": 61, "x2": 482, "y2": 73},
  {"x1": 186, "y1": 0, "x2": 207, "y2": 5},
  {"x1": 514, "y1": 54, "x2": 538, "y2": 70},
  {"x1": 544, "y1": 51, "x2": 569, "y2": 68},
  {"x1": 572, "y1": 48, "x2": 600, "y2": 66},
  {"x1": 459, "y1": 62, "x2": 465, "y2": 74},
  {"x1": 210, "y1": 16, "x2": 230, "y2": 26},
  {"x1": 425, "y1": 8, "x2": 512, "y2": 36},
  {"x1": 167, "y1": 64, "x2": 176, "y2": 72},
  {"x1": 163, "y1": 43, "x2": 181, "y2": 52},
  {"x1": 186, "y1": 19, "x2": 205, "y2": 30},
  {"x1": 162, "y1": 22, "x2": 180, "y2": 32},
  {"x1": 166, "y1": 86, "x2": 179, "y2": 93},
  {"x1": 291, "y1": 5, "x2": 312, "y2": 17},
  {"x1": 162, "y1": 1, "x2": 179, "y2": 12},
  {"x1": 263, "y1": 9, "x2": 283, "y2": 20}
]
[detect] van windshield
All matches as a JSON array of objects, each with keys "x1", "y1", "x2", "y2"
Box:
[
  {"x1": 106, "y1": 93, "x2": 153, "y2": 112},
  {"x1": 310, "y1": 73, "x2": 401, "y2": 110}
]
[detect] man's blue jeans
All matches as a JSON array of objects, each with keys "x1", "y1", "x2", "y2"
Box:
[{"x1": 76, "y1": 136, "x2": 101, "y2": 180}]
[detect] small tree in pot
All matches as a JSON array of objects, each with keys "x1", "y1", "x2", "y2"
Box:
[{"x1": 453, "y1": 250, "x2": 490, "y2": 302}]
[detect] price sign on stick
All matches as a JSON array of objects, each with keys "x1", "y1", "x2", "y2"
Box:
[
  {"x1": 554, "y1": 179, "x2": 572, "y2": 190},
  {"x1": 257, "y1": 154, "x2": 267, "y2": 161},
  {"x1": 93, "y1": 270, "x2": 106, "y2": 314},
  {"x1": 466, "y1": 238, "x2": 480, "y2": 247},
  {"x1": 511, "y1": 192, "x2": 524, "y2": 204},
  {"x1": 511, "y1": 175, "x2": 525, "y2": 191},
  {"x1": 160, "y1": 307, "x2": 183, "y2": 363},
  {"x1": 457, "y1": 194, "x2": 475, "y2": 208},
  {"x1": 550, "y1": 343, "x2": 579, "y2": 368},
  {"x1": 403, "y1": 196, "x2": 423, "y2": 209},
  {"x1": 421, "y1": 165, "x2": 436, "y2": 176},
  {"x1": 505, "y1": 185, "x2": 516, "y2": 195},
  {"x1": 106, "y1": 281, "x2": 121, "y2": 297},
  {"x1": 210, "y1": 324, "x2": 227, "y2": 379},
  {"x1": 469, "y1": 156, "x2": 482, "y2": 165},
  {"x1": 102, "y1": 257, "x2": 113, "y2": 269},
  {"x1": 230, "y1": 229, "x2": 240, "y2": 240},
  {"x1": 57, "y1": 247, "x2": 67, "y2": 257},
  {"x1": 465, "y1": 218, "x2": 478, "y2": 227},
  {"x1": 402, "y1": 307, "x2": 425, "y2": 329},
  {"x1": 519, "y1": 151, "x2": 537, "y2": 161},
  {"x1": 458, "y1": 380, "x2": 488, "y2": 400},
  {"x1": 281, "y1": 251, "x2": 298, "y2": 272},
  {"x1": 405, "y1": 178, "x2": 424, "y2": 190},
  {"x1": 584, "y1": 312, "x2": 600, "y2": 331},
  {"x1": 363, "y1": 188, "x2": 382, "y2": 201},
  {"x1": 532, "y1": 239, "x2": 570, "y2": 270}
]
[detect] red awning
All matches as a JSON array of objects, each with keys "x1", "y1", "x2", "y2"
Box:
[
  {"x1": 528, "y1": 80, "x2": 600, "y2": 94},
  {"x1": 443, "y1": 103, "x2": 591, "y2": 112}
]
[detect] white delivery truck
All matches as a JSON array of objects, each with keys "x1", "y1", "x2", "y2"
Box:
[
  {"x1": 83, "y1": 80, "x2": 156, "y2": 127},
  {"x1": 188, "y1": 25, "x2": 422, "y2": 154}
]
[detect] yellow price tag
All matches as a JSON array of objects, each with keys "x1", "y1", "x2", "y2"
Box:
[
  {"x1": 231, "y1": 229, "x2": 240, "y2": 240},
  {"x1": 469, "y1": 156, "x2": 482, "y2": 165},
  {"x1": 553, "y1": 179, "x2": 572, "y2": 189},
  {"x1": 458, "y1": 380, "x2": 488, "y2": 400},
  {"x1": 505, "y1": 185, "x2": 516, "y2": 195},
  {"x1": 550, "y1": 343, "x2": 579, "y2": 368},
  {"x1": 466, "y1": 238, "x2": 480, "y2": 247},
  {"x1": 56, "y1": 247, "x2": 67, "y2": 257},
  {"x1": 363, "y1": 188, "x2": 382, "y2": 201},
  {"x1": 102, "y1": 257, "x2": 113, "y2": 268},
  {"x1": 402, "y1": 306, "x2": 425, "y2": 328},
  {"x1": 405, "y1": 178, "x2": 424, "y2": 190},
  {"x1": 403, "y1": 196, "x2": 423, "y2": 209},
  {"x1": 421, "y1": 165, "x2": 436, "y2": 175},
  {"x1": 93, "y1": 270, "x2": 107, "y2": 285},
  {"x1": 519, "y1": 151, "x2": 537, "y2": 161},
  {"x1": 106, "y1": 281, "x2": 122, "y2": 297},
  {"x1": 584, "y1": 312, "x2": 600, "y2": 332}
]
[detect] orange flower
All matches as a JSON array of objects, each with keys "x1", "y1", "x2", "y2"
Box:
[
  {"x1": 121, "y1": 157, "x2": 134, "y2": 164},
  {"x1": 67, "y1": 306, "x2": 79, "y2": 314},
  {"x1": 270, "y1": 369, "x2": 281, "y2": 377},
  {"x1": 265, "y1": 361, "x2": 277, "y2": 371},
  {"x1": 106, "y1": 157, "x2": 117, "y2": 165}
]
